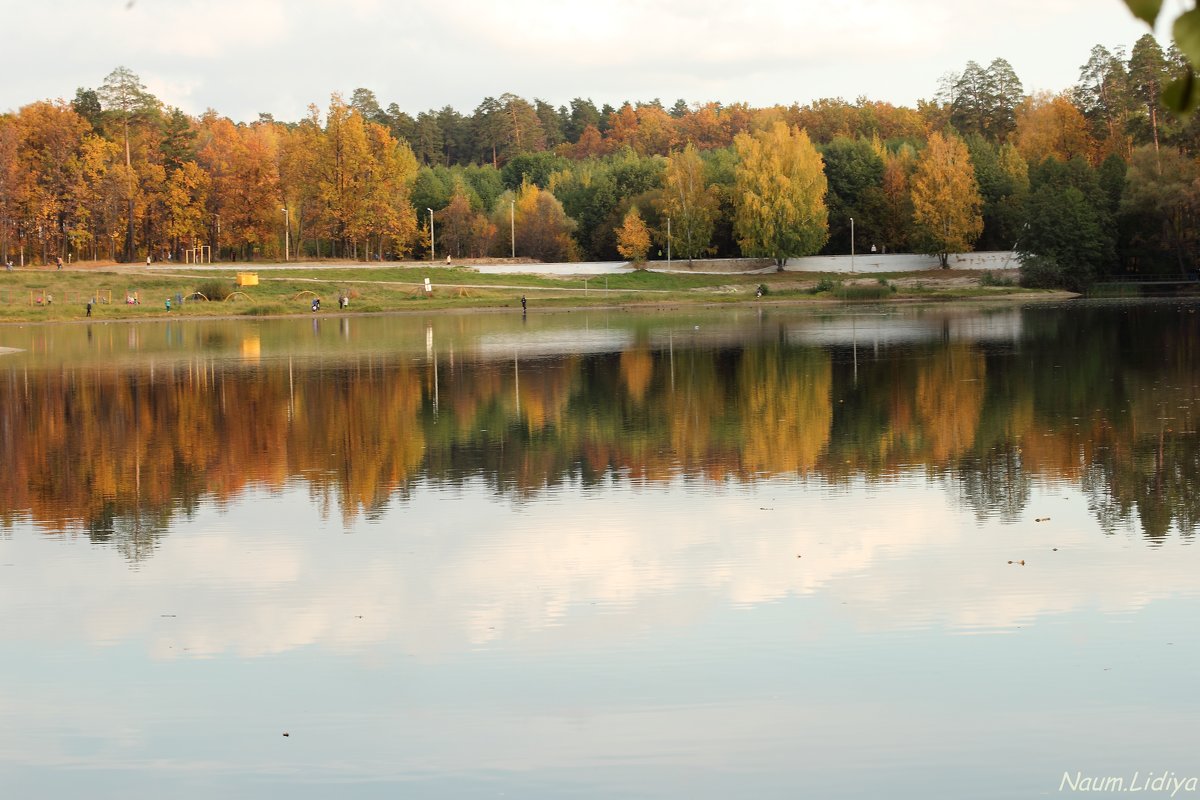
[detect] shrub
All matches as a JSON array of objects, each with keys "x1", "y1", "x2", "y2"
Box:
[
  {"x1": 981, "y1": 270, "x2": 1016, "y2": 287},
  {"x1": 195, "y1": 279, "x2": 233, "y2": 301}
]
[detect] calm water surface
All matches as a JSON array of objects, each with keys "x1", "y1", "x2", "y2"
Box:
[{"x1": 1, "y1": 301, "x2": 1198, "y2": 799}]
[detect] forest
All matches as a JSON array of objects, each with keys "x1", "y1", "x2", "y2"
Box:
[{"x1": 2, "y1": 34, "x2": 1200, "y2": 288}]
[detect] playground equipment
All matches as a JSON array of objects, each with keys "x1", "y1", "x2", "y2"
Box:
[{"x1": 185, "y1": 245, "x2": 212, "y2": 264}]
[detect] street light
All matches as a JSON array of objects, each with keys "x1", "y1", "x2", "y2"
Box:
[
  {"x1": 281, "y1": 207, "x2": 289, "y2": 262},
  {"x1": 510, "y1": 200, "x2": 515, "y2": 259},
  {"x1": 849, "y1": 216, "x2": 855, "y2": 273},
  {"x1": 427, "y1": 208, "x2": 435, "y2": 261}
]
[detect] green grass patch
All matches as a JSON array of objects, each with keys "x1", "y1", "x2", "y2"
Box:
[{"x1": 833, "y1": 283, "x2": 895, "y2": 301}]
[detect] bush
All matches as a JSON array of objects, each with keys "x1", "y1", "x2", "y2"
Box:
[
  {"x1": 1018, "y1": 255, "x2": 1064, "y2": 289},
  {"x1": 195, "y1": 279, "x2": 233, "y2": 301},
  {"x1": 809, "y1": 278, "x2": 839, "y2": 294},
  {"x1": 980, "y1": 270, "x2": 1016, "y2": 288}
]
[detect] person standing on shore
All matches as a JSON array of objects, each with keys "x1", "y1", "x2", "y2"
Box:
[{"x1": 521, "y1": 295, "x2": 527, "y2": 313}]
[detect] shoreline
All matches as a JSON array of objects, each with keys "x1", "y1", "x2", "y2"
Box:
[{"x1": 0, "y1": 289, "x2": 1082, "y2": 327}]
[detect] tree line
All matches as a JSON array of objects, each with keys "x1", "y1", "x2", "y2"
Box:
[{"x1": 2, "y1": 36, "x2": 1199, "y2": 286}]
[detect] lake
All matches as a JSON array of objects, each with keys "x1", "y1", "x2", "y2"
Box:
[{"x1": 1, "y1": 300, "x2": 1197, "y2": 799}]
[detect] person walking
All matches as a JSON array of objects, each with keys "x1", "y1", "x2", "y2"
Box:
[{"x1": 521, "y1": 295, "x2": 527, "y2": 313}]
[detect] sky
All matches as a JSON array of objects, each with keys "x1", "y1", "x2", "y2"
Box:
[{"x1": 0, "y1": 0, "x2": 1166, "y2": 123}]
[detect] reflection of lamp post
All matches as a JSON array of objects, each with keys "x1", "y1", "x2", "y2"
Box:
[
  {"x1": 427, "y1": 208, "x2": 435, "y2": 261},
  {"x1": 850, "y1": 216, "x2": 855, "y2": 273},
  {"x1": 510, "y1": 200, "x2": 515, "y2": 259},
  {"x1": 281, "y1": 207, "x2": 289, "y2": 261}
]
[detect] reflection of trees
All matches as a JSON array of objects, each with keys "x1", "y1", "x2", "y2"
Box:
[{"x1": 3, "y1": 302, "x2": 1200, "y2": 555}]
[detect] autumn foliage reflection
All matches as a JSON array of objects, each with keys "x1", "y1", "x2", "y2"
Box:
[{"x1": 3, "y1": 304, "x2": 1199, "y2": 555}]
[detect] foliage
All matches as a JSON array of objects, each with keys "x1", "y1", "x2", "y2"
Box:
[
  {"x1": 511, "y1": 182, "x2": 578, "y2": 262},
  {"x1": 195, "y1": 279, "x2": 233, "y2": 301},
  {"x1": 733, "y1": 122, "x2": 829, "y2": 266},
  {"x1": 1019, "y1": 172, "x2": 1108, "y2": 290},
  {"x1": 979, "y1": 270, "x2": 1016, "y2": 287},
  {"x1": 910, "y1": 132, "x2": 984, "y2": 266},
  {"x1": 1119, "y1": 144, "x2": 1200, "y2": 272},
  {"x1": 656, "y1": 143, "x2": 718, "y2": 261},
  {"x1": 820, "y1": 136, "x2": 885, "y2": 255},
  {"x1": 615, "y1": 206, "x2": 651, "y2": 264}
]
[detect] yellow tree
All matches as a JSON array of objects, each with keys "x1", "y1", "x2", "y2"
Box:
[
  {"x1": 319, "y1": 95, "x2": 372, "y2": 257},
  {"x1": 356, "y1": 121, "x2": 418, "y2": 259},
  {"x1": 910, "y1": 131, "x2": 983, "y2": 267},
  {"x1": 278, "y1": 105, "x2": 325, "y2": 258},
  {"x1": 163, "y1": 160, "x2": 210, "y2": 253},
  {"x1": 615, "y1": 206, "x2": 651, "y2": 264},
  {"x1": 733, "y1": 121, "x2": 829, "y2": 268},
  {"x1": 16, "y1": 101, "x2": 91, "y2": 263},
  {"x1": 657, "y1": 142, "x2": 718, "y2": 262}
]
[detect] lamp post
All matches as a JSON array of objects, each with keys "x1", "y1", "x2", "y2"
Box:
[
  {"x1": 849, "y1": 216, "x2": 855, "y2": 273},
  {"x1": 667, "y1": 217, "x2": 671, "y2": 267},
  {"x1": 510, "y1": 200, "x2": 515, "y2": 259},
  {"x1": 215, "y1": 214, "x2": 221, "y2": 262},
  {"x1": 281, "y1": 207, "x2": 289, "y2": 262},
  {"x1": 427, "y1": 208, "x2": 435, "y2": 261}
]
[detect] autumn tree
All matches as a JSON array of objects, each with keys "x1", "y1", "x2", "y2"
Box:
[
  {"x1": 508, "y1": 183, "x2": 578, "y2": 261},
  {"x1": 162, "y1": 160, "x2": 210, "y2": 253},
  {"x1": 615, "y1": 206, "x2": 651, "y2": 264},
  {"x1": 656, "y1": 143, "x2": 717, "y2": 261},
  {"x1": 1014, "y1": 92, "x2": 1094, "y2": 164},
  {"x1": 911, "y1": 131, "x2": 983, "y2": 266},
  {"x1": 733, "y1": 121, "x2": 829, "y2": 267},
  {"x1": 0, "y1": 116, "x2": 24, "y2": 263},
  {"x1": 438, "y1": 181, "x2": 494, "y2": 258},
  {"x1": 876, "y1": 144, "x2": 917, "y2": 253}
]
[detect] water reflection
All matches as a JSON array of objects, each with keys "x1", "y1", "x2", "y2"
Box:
[
  {"x1": 3, "y1": 302, "x2": 1200, "y2": 799},
  {"x1": 1, "y1": 302, "x2": 1198, "y2": 549}
]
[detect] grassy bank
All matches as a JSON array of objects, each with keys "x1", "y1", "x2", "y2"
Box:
[{"x1": 0, "y1": 262, "x2": 1052, "y2": 323}]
